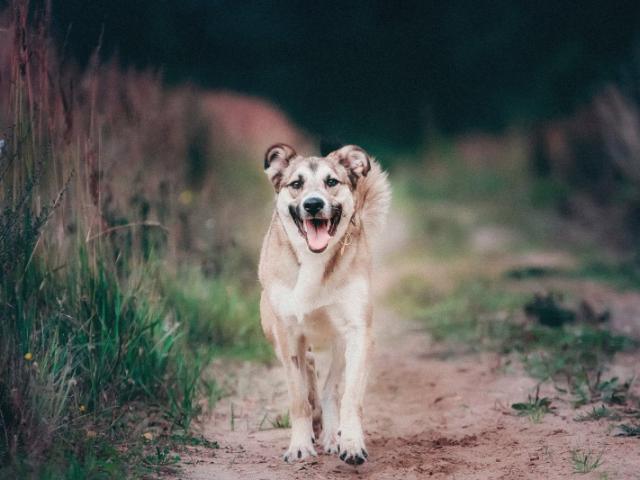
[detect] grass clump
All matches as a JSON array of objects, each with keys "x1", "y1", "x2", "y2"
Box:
[
  {"x1": 574, "y1": 405, "x2": 619, "y2": 422},
  {"x1": 259, "y1": 411, "x2": 291, "y2": 430},
  {"x1": 391, "y1": 278, "x2": 527, "y2": 347},
  {"x1": 511, "y1": 387, "x2": 554, "y2": 423},
  {"x1": 615, "y1": 423, "x2": 640, "y2": 437},
  {"x1": 163, "y1": 267, "x2": 270, "y2": 361},
  {"x1": 270, "y1": 411, "x2": 291, "y2": 429},
  {"x1": 0, "y1": 1, "x2": 264, "y2": 476},
  {"x1": 571, "y1": 449, "x2": 603, "y2": 474},
  {"x1": 393, "y1": 274, "x2": 636, "y2": 412}
]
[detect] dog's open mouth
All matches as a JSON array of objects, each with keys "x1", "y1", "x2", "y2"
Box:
[
  {"x1": 304, "y1": 218, "x2": 331, "y2": 252},
  {"x1": 290, "y1": 206, "x2": 342, "y2": 253}
]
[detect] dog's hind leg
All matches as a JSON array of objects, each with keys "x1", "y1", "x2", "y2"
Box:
[
  {"x1": 261, "y1": 295, "x2": 317, "y2": 461},
  {"x1": 271, "y1": 328, "x2": 317, "y2": 461},
  {"x1": 320, "y1": 339, "x2": 345, "y2": 455},
  {"x1": 305, "y1": 349, "x2": 323, "y2": 441}
]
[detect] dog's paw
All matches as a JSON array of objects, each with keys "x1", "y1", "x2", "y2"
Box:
[
  {"x1": 320, "y1": 428, "x2": 339, "y2": 455},
  {"x1": 337, "y1": 430, "x2": 368, "y2": 466},
  {"x1": 283, "y1": 440, "x2": 317, "y2": 463}
]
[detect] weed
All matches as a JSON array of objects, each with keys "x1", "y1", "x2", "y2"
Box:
[
  {"x1": 162, "y1": 267, "x2": 269, "y2": 361},
  {"x1": 258, "y1": 410, "x2": 291, "y2": 430},
  {"x1": 524, "y1": 292, "x2": 575, "y2": 327},
  {"x1": 512, "y1": 387, "x2": 554, "y2": 423},
  {"x1": 391, "y1": 278, "x2": 527, "y2": 346},
  {"x1": 143, "y1": 446, "x2": 181, "y2": 468},
  {"x1": 0, "y1": 1, "x2": 265, "y2": 476},
  {"x1": 574, "y1": 405, "x2": 619, "y2": 422},
  {"x1": 270, "y1": 411, "x2": 291, "y2": 429},
  {"x1": 615, "y1": 423, "x2": 640, "y2": 437},
  {"x1": 170, "y1": 434, "x2": 219, "y2": 449},
  {"x1": 571, "y1": 449, "x2": 603, "y2": 474}
]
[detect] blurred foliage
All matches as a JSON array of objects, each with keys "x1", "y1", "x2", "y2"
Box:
[
  {"x1": 27, "y1": 0, "x2": 639, "y2": 147},
  {"x1": 0, "y1": 2, "x2": 266, "y2": 476}
]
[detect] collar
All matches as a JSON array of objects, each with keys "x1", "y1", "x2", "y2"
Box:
[{"x1": 339, "y1": 214, "x2": 358, "y2": 255}]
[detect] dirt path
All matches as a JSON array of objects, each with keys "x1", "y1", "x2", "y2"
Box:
[
  {"x1": 177, "y1": 212, "x2": 640, "y2": 480},
  {"x1": 179, "y1": 309, "x2": 637, "y2": 479}
]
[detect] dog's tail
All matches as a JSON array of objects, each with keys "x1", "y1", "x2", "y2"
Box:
[{"x1": 357, "y1": 159, "x2": 391, "y2": 241}]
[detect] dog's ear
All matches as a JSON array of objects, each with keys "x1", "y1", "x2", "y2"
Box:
[
  {"x1": 329, "y1": 145, "x2": 371, "y2": 186},
  {"x1": 264, "y1": 143, "x2": 296, "y2": 191}
]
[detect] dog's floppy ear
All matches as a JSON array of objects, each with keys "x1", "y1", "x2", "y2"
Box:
[
  {"x1": 264, "y1": 143, "x2": 296, "y2": 191},
  {"x1": 329, "y1": 145, "x2": 371, "y2": 186}
]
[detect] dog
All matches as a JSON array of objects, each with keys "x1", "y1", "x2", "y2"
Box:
[{"x1": 258, "y1": 143, "x2": 391, "y2": 465}]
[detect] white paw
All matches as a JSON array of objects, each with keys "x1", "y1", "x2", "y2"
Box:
[
  {"x1": 320, "y1": 427, "x2": 339, "y2": 455},
  {"x1": 283, "y1": 440, "x2": 317, "y2": 462},
  {"x1": 283, "y1": 420, "x2": 317, "y2": 462},
  {"x1": 337, "y1": 427, "x2": 368, "y2": 466}
]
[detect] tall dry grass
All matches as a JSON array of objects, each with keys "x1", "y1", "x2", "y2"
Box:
[{"x1": 0, "y1": 1, "x2": 277, "y2": 476}]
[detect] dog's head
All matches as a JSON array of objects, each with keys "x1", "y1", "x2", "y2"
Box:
[{"x1": 264, "y1": 143, "x2": 370, "y2": 254}]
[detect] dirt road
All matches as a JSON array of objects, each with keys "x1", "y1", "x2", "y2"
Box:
[
  {"x1": 179, "y1": 307, "x2": 638, "y2": 479},
  {"x1": 178, "y1": 210, "x2": 639, "y2": 479}
]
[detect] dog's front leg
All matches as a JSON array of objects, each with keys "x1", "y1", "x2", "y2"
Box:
[
  {"x1": 273, "y1": 324, "x2": 317, "y2": 462},
  {"x1": 338, "y1": 320, "x2": 372, "y2": 465}
]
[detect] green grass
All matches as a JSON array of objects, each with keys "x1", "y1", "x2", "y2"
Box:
[
  {"x1": 615, "y1": 423, "x2": 640, "y2": 437},
  {"x1": 0, "y1": 5, "x2": 271, "y2": 474},
  {"x1": 259, "y1": 410, "x2": 291, "y2": 430},
  {"x1": 511, "y1": 389, "x2": 554, "y2": 423},
  {"x1": 506, "y1": 259, "x2": 640, "y2": 292},
  {"x1": 162, "y1": 267, "x2": 270, "y2": 361},
  {"x1": 392, "y1": 274, "x2": 636, "y2": 410},
  {"x1": 574, "y1": 405, "x2": 619, "y2": 422},
  {"x1": 390, "y1": 278, "x2": 528, "y2": 346},
  {"x1": 269, "y1": 411, "x2": 291, "y2": 429},
  {"x1": 571, "y1": 449, "x2": 604, "y2": 474}
]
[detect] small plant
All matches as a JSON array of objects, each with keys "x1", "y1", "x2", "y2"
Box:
[
  {"x1": 170, "y1": 434, "x2": 219, "y2": 449},
  {"x1": 143, "y1": 446, "x2": 181, "y2": 468},
  {"x1": 270, "y1": 411, "x2": 291, "y2": 429},
  {"x1": 511, "y1": 387, "x2": 554, "y2": 423},
  {"x1": 571, "y1": 449, "x2": 603, "y2": 474},
  {"x1": 574, "y1": 404, "x2": 619, "y2": 422},
  {"x1": 572, "y1": 375, "x2": 632, "y2": 408},
  {"x1": 524, "y1": 292, "x2": 575, "y2": 327},
  {"x1": 615, "y1": 423, "x2": 640, "y2": 437},
  {"x1": 259, "y1": 410, "x2": 291, "y2": 430}
]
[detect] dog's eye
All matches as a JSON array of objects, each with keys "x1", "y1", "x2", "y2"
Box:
[
  {"x1": 289, "y1": 180, "x2": 303, "y2": 190},
  {"x1": 326, "y1": 178, "x2": 339, "y2": 187}
]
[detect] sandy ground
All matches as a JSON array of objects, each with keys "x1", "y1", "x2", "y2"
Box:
[{"x1": 175, "y1": 212, "x2": 640, "y2": 480}]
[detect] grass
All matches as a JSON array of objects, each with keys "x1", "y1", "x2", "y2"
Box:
[
  {"x1": 506, "y1": 259, "x2": 640, "y2": 292},
  {"x1": 162, "y1": 267, "x2": 270, "y2": 361},
  {"x1": 259, "y1": 410, "x2": 291, "y2": 430},
  {"x1": 391, "y1": 270, "x2": 636, "y2": 417},
  {"x1": 616, "y1": 423, "x2": 640, "y2": 437},
  {"x1": 390, "y1": 278, "x2": 528, "y2": 346},
  {"x1": 571, "y1": 449, "x2": 604, "y2": 474},
  {"x1": 0, "y1": 2, "x2": 267, "y2": 477},
  {"x1": 270, "y1": 411, "x2": 291, "y2": 429},
  {"x1": 574, "y1": 405, "x2": 619, "y2": 422},
  {"x1": 511, "y1": 388, "x2": 554, "y2": 423}
]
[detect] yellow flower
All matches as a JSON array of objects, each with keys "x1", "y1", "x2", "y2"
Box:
[
  {"x1": 79, "y1": 404, "x2": 86, "y2": 413},
  {"x1": 143, "y1": 432, "x2": 153, "y2": 441},
  {"x1": 178, "y1": 190, "x2": 193, "y2": 206},
  {"x1": 24, "y1": 352, "x2": 33, "y2": 361}
]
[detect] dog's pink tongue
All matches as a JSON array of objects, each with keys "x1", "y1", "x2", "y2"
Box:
[{"x1": 304, "y1": 220, "x2": 330, "y2": 251}]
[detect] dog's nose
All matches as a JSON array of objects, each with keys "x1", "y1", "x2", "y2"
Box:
[{"x1": 303, "y1": 197, "x2": 325, "y2": 215}]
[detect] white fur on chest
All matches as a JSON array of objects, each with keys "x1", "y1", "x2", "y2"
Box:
[{"x1": 268, "y1": 253, "x2": 369, "y2": 333}]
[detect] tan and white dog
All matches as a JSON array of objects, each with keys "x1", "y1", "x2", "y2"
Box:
[{"x1": 258, "y1": 144, "x2": 391, "y2": 466}]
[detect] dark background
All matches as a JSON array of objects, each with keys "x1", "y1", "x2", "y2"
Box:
[{"x1": 30, "y1": 1, "x2": 640, "y2": 146}]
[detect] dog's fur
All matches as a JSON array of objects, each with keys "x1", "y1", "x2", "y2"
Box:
[{"x1": 258, "y1": 144, "x2": 391, "y2": 465}]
